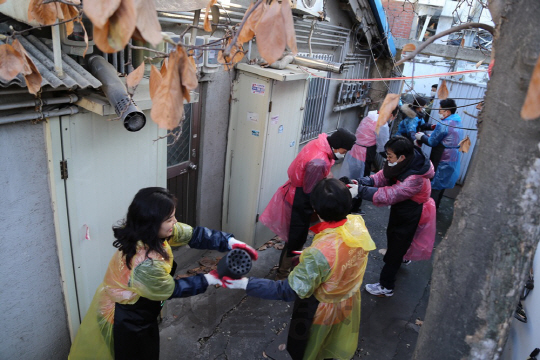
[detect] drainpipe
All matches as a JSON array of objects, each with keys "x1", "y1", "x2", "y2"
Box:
[
  {"x1": 0, "y1": 105, "x2": 79, "y2": 126},
  {"x1": 87, "y1": 55, "x2": 146, "y2": 132},
  {"x1": 0, "y1": 94, "x2": 78, "y2": 111}
]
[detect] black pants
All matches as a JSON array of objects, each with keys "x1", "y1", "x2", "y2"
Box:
[
  {"x1": 287, "y1": 295, "x2": 319, "y2": 360},
  {"x1": 114, "y1": 297, "x2": 163, "y2": 360},
  {"x1": 112, "y1": 261, "x2": 176, "y2": 359},
  {"x1": 285, "y1": 187, "x2": 313, "y2": 256},
  {"x1": 380, "y1": 200, "x2": 423, "y2": 290},
  {"x1": 430, "y1": 188, "x2": 445, "y2": 209}
]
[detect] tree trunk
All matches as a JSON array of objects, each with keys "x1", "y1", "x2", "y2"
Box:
[{"x1": 413, "y1": 1, "x2": 540, "y2": 359}]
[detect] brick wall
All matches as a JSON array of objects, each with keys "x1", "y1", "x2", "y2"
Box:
[{"x1": 382, "y1": 0, "x2": 416, "y2": 39}]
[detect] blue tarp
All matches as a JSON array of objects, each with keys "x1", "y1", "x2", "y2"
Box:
[{"x1": 367, "y1": 0, "x2": 397, "y2": 57}]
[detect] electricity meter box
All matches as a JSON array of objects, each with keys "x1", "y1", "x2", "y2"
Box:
[
  {"x1": 183, "y1": 34, "x2": 205, "y2": 68},
  {"x1": 203, "y1": 35, "x2": 221, "y2": 73},
  {"x1": 222, "y1": 64, "x2": 325, "y2": 247}
]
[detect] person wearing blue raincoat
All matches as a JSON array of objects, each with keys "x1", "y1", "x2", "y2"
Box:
[
  {"x1": 396, "y1": 98, "x2": 427, "y2": 142},
  {"x1": 416, "y1": 98, "x2": 463, "y2": 208}
]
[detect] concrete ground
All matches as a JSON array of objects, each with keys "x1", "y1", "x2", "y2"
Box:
[{"x1": 159, "y1": 197, "x2": 456, "y2": 360}]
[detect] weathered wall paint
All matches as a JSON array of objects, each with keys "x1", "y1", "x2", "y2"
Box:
[{"x1": 0, "y1": 121, "x2": 71, "y2": 359}]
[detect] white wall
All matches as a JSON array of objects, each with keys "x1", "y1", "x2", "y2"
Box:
[
  {"x1": 502, "y1": 245, "x2": 540, "y2": 360},
  {"x1": 402, "y1": 58, "x2": 453, "y2": 97},
  {"x1": 0, "y1": 121, "x2": 71, "y2": 359}
]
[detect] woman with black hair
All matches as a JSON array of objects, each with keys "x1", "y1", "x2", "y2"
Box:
[
  {"x1": 68, "y1": 187, "x2": 257, "y2": 360},
  {"x1": 224, "y1": 179, "x2": 375, "y2": 360}
]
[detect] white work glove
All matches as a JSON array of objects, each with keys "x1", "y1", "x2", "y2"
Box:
[
  {"x1": 204, "y1": 270, "x2": 223, "y2": 287},
  {"x1": 222, "y1": 277, "x2": 249, "y2": 290},
  {"x1": 347, "y1": 183, "x2": 359, "y2": 198},
  {"x1": 415, "y1": 132, "x2": 425, "y2": 141},
  {"x1": 228, "y1": 237, "x2": 258, "y2": 260}
]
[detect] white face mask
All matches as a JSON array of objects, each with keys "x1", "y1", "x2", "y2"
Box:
[
  {"x1": 334, "y1": 150, "x2": 345, "y2": 159},
  {"x1": 387, "y1": 155, "x2": 403, "y2": 167}
]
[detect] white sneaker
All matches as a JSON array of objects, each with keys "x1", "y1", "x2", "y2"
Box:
[{"x1": 365, "y1": 283, "x2": 394, "y2": 297}]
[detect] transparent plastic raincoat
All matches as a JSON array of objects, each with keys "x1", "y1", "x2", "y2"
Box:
[
  {"x1": 260, "y1": 134, "x2": 334, "y2": 241},
  {"x1": 340, "y1": 111, "x2": 389, "y2": 179},
  {"x1": 423, "y1": 113, "x2": 463, "y2": 190},
  {"x1": 69, "y1": 223, "x2": 228, "y2": 360},
  {"x1": 286, "y1": 215, "x2": 376, "y2": 360},
  {"x1": 370, "y1": 154, "x2": 436, "y2": 261}
]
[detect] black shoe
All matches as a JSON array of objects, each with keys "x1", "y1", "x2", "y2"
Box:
[{"x1": 514, "y1": 301, "x2": 527, "y2": 323}]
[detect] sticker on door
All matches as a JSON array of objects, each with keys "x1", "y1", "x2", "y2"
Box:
[{"x1": 251, "y1": 83, "x2": 265, "y2": 95}]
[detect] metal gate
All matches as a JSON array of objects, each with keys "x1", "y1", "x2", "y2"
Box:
[{"x1": 167, "y1": 101, "x2": 201, "y2": 225}]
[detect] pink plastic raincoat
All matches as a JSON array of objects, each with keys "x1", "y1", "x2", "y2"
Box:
[
  {"x1": 260, "y1": 134, "x2": 335, "y2": 241},
  {"x1": 370, "y1": 164, "x2": 436, "y2": 261},
  {"x1": 340, "y1": 111, "x2": 389, "y2": 179}
]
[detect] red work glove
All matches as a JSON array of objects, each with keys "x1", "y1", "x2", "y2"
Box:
[
  {"x1": 222, "y1": 276, "x2": 249, "y2": 289},
  {"x1": 431, "y1": 124, "x2": 436, "y2": 130},
  {"x1": 203, "y1": 270, "x2": 224, "y2": 286},
  {"x1": 228, "y1": 237, "x2": 258, "y2": 260}
]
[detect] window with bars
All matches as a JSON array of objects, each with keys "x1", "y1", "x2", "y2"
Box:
[
  {"x1": 167, "y1": 104, "x2": 192, "y2": 167},
  {"x1": 299, "y1": 53, "x2": 332, "y2": 144}
]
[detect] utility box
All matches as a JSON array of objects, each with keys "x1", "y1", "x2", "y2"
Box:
[{"x1": 222, "y1": 64, "x2": 323, "y2": 247}]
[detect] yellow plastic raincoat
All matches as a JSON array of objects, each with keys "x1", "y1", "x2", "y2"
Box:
[
  {"x1": 288, "y1": 215, "x2": 376, "y2": 360},
  {"x1": 68, "y1": 222, "x2": 194, "y2": 360}
]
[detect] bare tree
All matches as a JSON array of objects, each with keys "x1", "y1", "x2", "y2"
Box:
[{"x1": 413, "y1": 1, "x2": 540, "y2": 359}]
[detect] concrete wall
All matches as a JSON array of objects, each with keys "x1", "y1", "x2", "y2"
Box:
[
  {"x1": 0, "y1": 121, "x2": 70, "y2": 359},
  {"x1": 402, "y1": 57, "x2": 453, "y2": 97},
  {"x1": 197, "y1": 70, "x2": 235, "y2": 229}
]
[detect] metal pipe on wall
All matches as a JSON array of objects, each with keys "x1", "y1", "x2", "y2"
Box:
[
  {"x1": 292, "y1": 56, "x2": 344, "y2": 74},
  {"x1": 0, "y1": 94, "x2": 79, "y2": 111},
  {"x1": 0, "y1": 105, "x2": 79, "y2": 126}
]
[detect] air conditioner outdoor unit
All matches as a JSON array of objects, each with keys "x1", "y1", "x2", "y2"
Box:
[{"x1": 290, "y1": 0, "x2": 324, "y2": 18}]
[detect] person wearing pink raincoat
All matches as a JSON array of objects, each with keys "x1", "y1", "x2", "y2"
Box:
[
  {"x1": 260, "y1": 128, "x2": 356, "y2": 280},
  {"x1": 355, "y1": 136, "x2": 436, "y2": 297}
]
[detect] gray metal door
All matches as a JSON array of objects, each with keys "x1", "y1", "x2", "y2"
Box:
[{"x1": 167, "y1": 101, "x2": 201, "y2": 225}]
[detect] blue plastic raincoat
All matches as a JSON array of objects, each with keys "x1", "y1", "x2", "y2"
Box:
[
  {"x1": 397, "y1": 104, "x2": 425, "y2": 141},
  {"x1": 423, "y1": 113, "x2": 463, "y2": 190}
]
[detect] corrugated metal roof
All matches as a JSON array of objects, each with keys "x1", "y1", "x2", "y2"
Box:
[{"x1": 0, "y1": 34, "x2": 102, "y2": 90}]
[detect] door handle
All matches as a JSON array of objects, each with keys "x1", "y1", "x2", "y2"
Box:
[{"x1": 189, "y1": 163, "x2": 197, "y2": 170}]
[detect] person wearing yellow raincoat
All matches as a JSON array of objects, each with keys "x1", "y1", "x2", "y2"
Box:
[
  {"x1": 224, "y1": 179, "x2": 375, "y2": 360},
  {"x1": 68, "y1": 187, "x2": 257, "y2": 360}
]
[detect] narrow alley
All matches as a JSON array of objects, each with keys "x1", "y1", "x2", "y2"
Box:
[{"x1": 159, "y1": 197, "x2": 456, "y2": 360}]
